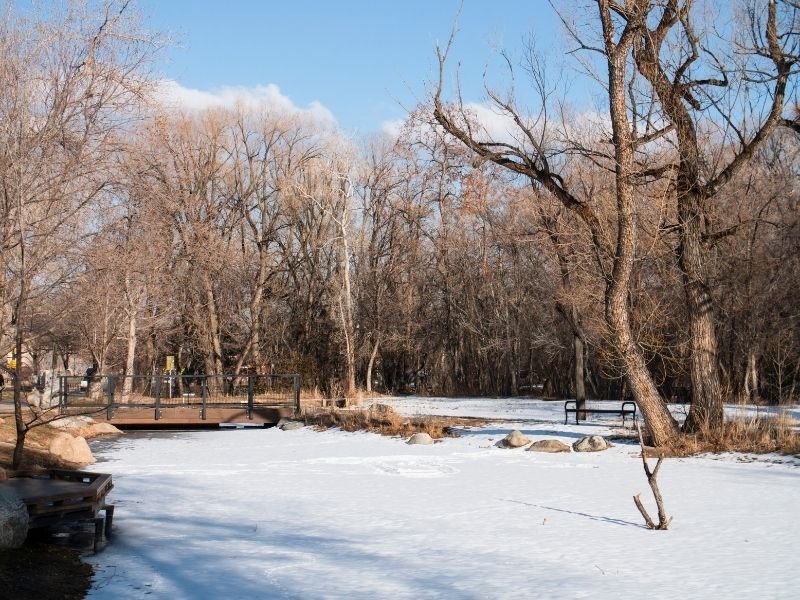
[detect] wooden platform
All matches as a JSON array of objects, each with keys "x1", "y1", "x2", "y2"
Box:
[
  {"x1": 3, "y1": 469, "x2": 113, "y2": 527},
  {"x1": 1, "y1": 468, "x2": 115, "y2": 552}
]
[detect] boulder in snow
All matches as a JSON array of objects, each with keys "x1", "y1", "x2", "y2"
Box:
[
  {"x1": 0, "y1": 488, "x2": 29, "y2": 549},
  {"x1": 498, "y1": 430, "x2": 531, "y2": 448},
  {"x1": 527, "y1": 439, "x2": 571, "y2": 453},
  {"x1": 407, "y1": 432, "x2": 434, "y2": 445},
  {"x1": 279, "y1": 421, "x2": 304, "y2": 431},
  {"x1": 48, "y1": 432, "x2": 95, "y2": 465},
  {"x1": 572, "y1": 435, "x2": 612, "y2": 452}
]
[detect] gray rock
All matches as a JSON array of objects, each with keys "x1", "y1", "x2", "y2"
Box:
[
  {"x1": 572, "y1": 435, "x2": 612, "y2": 452},
  {"x1": 0, "y1": 489, "x2": 29, "y2": 549},
  {"x1": 407, "y1": 432, "x2": 434, "y2": 445},
  {"x1": 498, "y1": 430, "x2": 531, "y2": 448},
  {"x1": 527, "y1": 439, "x2": 571, "y2": 453},
  {"x1": 279, "y1": 421, "x2": 304, "y2": 431}
]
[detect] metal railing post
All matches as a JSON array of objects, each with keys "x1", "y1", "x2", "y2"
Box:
[
  {"x1": 201, "y1": 377, "x2": 208, "y2": 420},
  {"x1": 106, "y1": 375, "x2": 116, "y2": 420},
  {"x1": 247, "y1": 374, "x2": 254, "y2": 420},
  {"x1": 59, "y1": 375, "x2": 66, "y2": 415},
  {"x1": 200, "y1": 375, "x2": 208, "y2": 421},
  {"x1": 154, "y1": 375, "x2": 162, "y2": 420}
]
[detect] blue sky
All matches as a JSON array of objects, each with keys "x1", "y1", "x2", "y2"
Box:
[{"x1": 138, "y1": 0, "x2": 573, "y2": 134}]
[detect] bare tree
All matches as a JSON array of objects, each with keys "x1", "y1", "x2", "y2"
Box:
[
  {"x1": 0, "y1": 0, "x2": 161, "y2": 467},
  {"x1": 620, "y1": 0, "x2": 799, "y2": 428},
  {"x1": 431, "y1": 4, "x2": 680, "y2": 444}
]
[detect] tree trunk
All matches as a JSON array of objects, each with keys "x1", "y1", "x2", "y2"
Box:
[
  {"x1": 574, "y1": 333, "x2": 586, "y2": 420},
  {"x1": 234, "y1": 249, "x2": 269, "y2": 376},
  {"x1": 366, "y1": 336, "x2": 380, "y2": 395},
  {"x1": 745, "y1": 350, "x2": 759, "y2": 404},
  {"x1": 604, "y1": 24, "x2": 680, "y2": 446},
  {"x1": 123, "y1": 302, "x2": 137, "y2": 402},
  {"x1": 338, "y1": 195, "x2": 357, "y2": 399},
  {"x1": 201, "y1": 273, "x2": 224, "y2": 374},
  {"x1": 12, "y1": 324, "x2": 26, "y2": 469},
  {"x1": 12, "y1": 427, "x2": 26, "y2": 470},
  {"x1": 679, "y1": 197, "x2": 724, "y2": 431}
]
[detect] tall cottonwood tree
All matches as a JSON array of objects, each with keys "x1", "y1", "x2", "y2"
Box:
[
  {"x1": 621, "y1": 0, "x2": 799, "y2": 429},
  {"x1": 432, "y1": 3, "x2": 681, "y2": 444}
]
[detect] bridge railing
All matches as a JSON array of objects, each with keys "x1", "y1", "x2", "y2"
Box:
[{"x1": 58, "y1": 373, "x2": 301, "y2": 420}]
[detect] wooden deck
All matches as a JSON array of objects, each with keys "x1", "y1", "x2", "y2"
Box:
[{"x1": 1, "y1": 469, "x2": 115, "y2": 551}]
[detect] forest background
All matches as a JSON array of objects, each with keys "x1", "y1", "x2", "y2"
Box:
[{"x1": 0, "y1": 0, "x2": 798, "y2": 444}]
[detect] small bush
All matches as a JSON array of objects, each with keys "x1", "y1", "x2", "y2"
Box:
[
  {"x1": 300, "y1": 406, "x2": 482, "y2": 439},
  {"x1": 663, "y1": 413, "x2": 800, "y2": 456}
]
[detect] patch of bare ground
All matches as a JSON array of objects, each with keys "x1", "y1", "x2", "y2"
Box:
[{"x1": 300, "y1": 405, "x2": 486, "y2": 439}]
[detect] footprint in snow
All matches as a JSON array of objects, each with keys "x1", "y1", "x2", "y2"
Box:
[{"x1": 371, "y1": 457, "x2": 459, "y2": 478}]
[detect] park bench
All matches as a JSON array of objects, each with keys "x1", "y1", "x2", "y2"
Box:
[{"x1": 564, "y1": 400, "x2": 637, "y2": 427}]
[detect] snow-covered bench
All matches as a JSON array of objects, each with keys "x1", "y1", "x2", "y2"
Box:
[{"x1": 564, "y1": 400, "x2": 637, "y2": 427}]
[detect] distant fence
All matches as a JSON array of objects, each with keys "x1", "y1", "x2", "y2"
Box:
[{"x1": 59, "y1": 373, "x2": 301, "y2": 420}]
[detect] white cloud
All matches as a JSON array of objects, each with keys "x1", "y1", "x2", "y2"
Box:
[
  {"x1": 381, "y1": 102, "x2": 536, "y2": 146},
  {"x1": 380, "y1": 119, "x2": 405, "y2": 138},
  {"x1": 462, "y1": 102, "x2": 523, "y2": 144},
  {"x1": 155, "y1": 80, "x2": 338, "y2": 128}
]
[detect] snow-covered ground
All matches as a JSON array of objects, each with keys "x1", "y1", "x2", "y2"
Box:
[{"x1": 86, "y1": 398, "x2": 799, "y2": 599}]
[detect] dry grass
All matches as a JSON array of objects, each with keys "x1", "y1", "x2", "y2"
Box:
[
  {"x1": 656, "y1": 413, "x2": 800, "y2": 457},
  {"x1": 300, "y1": 405, "x2": 484, "y2": 439}
]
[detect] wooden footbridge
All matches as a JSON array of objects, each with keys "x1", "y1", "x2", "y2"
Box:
[{"x1": 57, "y1": 373, "x2": 301, "y2": 428}]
